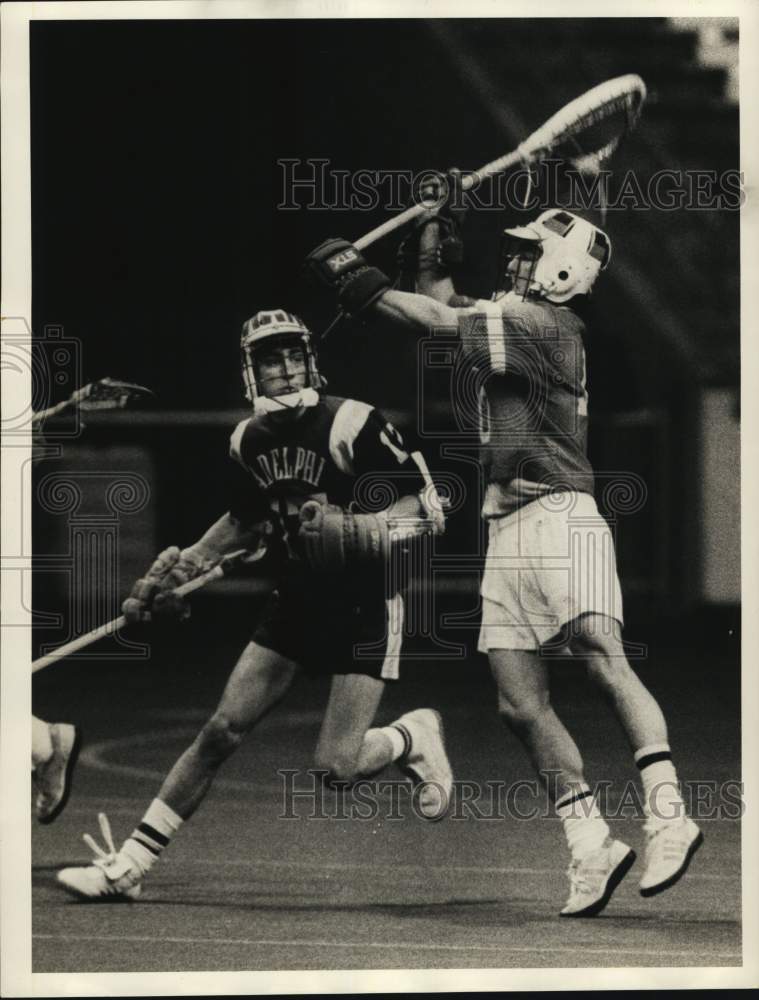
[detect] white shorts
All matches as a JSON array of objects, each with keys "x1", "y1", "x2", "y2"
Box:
[{"x1": 478, "y1": 492, "x2": 624, "y2": 652}]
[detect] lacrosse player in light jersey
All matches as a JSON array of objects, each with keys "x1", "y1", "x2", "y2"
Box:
[
  {"x1": 304, "y1": 192, "x2": 702, "y2": 917},
  {"x1": 57, "y1": 309, "x2": 452, "y2": 901}
]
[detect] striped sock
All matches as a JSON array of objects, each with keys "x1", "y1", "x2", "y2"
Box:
[
  {"x1": 121, "y1": 798, "x2": 183, "y2": 875},
  {"x1": 634, "y1": 744, "x2": 683, "y2": 823},
  {"x1": 556, "y1": 786, "x2": 610, "y2": 860},
  {"x1": 380, "y1": 724, "x2": 410, "y2": 762}
]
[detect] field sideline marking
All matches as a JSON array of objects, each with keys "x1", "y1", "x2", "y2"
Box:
[{"x1": 31, "y1": 933, "x2": 741, "y2": 961}]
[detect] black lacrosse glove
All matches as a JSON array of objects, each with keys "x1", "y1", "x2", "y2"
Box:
[{"x1": 304, "y1": 238, "x2": 391, "y2": 317}]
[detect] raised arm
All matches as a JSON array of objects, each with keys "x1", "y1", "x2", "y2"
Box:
[
  {"x1": 304, "y1": 172, "x2": 471, "y2": 335},
  {"x1": 304, "y1": 237, "x2": 461, "y2": 336},
  {"x1": 371, "y1": 286, "x2": 459, "y2": 332}
]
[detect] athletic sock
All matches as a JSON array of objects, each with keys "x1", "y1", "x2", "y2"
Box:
[
  {"x1": 556, "y1": 786, "x2": 610, "y2": 860},
  {"x1": 369, "y1": 724, "x2": 409, "y2": 762},
  {"x1": 634, "y1": 744, "x2": 684, "y2": 824},
  {"x1": 120, "y1": 798, "x2": 184, "y2": 875},
  {"x1": 32, "y1": 716, "x2": 53, "y2": 769}
]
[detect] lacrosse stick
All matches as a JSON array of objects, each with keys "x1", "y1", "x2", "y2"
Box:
[
  {"x1": 354, "y1": 74, "x2": 647, "y2": 251},
  {"x1": 32, "y1": 377, "x2": 154, "y2": 423},
  {"x1": 31, "y1": 547, "x2": 263, "y2": 673}
]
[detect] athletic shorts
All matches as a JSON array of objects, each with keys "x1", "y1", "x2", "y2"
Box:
[
  {"x1": 478, "y1": 491, "x2": 624, "y2": 652},
  {"x1": 251, "y1": 573, "x2": 404, "y2": 681}
]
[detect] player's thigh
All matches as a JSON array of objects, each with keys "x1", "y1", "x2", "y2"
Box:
[
  {"x1": 315, "y1": 672, "x2": 386, "y2": 762},
  {"x1": 488, "y1": 647, "x2": 551, "y2": 713},
  {"x1": 214, "y1": 640, "x2": 299, "y2": 730}
]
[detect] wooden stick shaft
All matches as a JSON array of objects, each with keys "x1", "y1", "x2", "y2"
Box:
[{"x1": 353, "y1": 150, "x2": 522, "y2": 252}]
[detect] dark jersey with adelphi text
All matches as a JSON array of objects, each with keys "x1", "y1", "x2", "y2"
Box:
[
  {"x1": 457, "y1": 295, "x2": 595, "y2": 518},
  {"x1": 225, "y1": 394, "x2": 425, "y2": 562},
  {"x1": 224, "y1": 395, "x2": 426, "y2": 679}
]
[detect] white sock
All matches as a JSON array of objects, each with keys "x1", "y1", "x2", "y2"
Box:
[
  {"x1": 369, "y1": 725, "x2": 408, "y2": 762},
  {"x1": 121, "y1": 798, "x2": 184, "y2": 874},
  {"x1": 635, "y1": 744, "x2": 684, "y2": 823},
  {"x1": 556, "y1": 787, "x2": 610, "y2": 860},
  {"x1": 32, "y1": 716, "x2": 53, "y2": 769}
]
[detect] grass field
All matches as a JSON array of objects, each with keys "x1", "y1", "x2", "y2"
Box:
[{"x1": 31, "y1": 608, "x2": 741, "y2": 975}]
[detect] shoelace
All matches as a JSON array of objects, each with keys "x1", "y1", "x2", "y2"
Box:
[
  {"x1": 643, "y1": 820, "x2": 690, "y2": 859},
  {"x1": 566, "y1": 862, "x2": 595, "y2": 895},
  {"x1": 82, "y1": 812, "x2": 118, "y2": 866}
]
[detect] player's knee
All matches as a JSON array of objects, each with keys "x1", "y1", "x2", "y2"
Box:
[
  {"x1": 497, "y1": 690, "x2": 550, "y2": 733},
  {"x1": 198, "y1": 712, "x2": 244, "y2": 761},
  {"x1": 567, "y1": 614, "x2": 624, "y2": 659},
  {"x1": 584, "y1": 653, "x2": 635, "y2": 694}
]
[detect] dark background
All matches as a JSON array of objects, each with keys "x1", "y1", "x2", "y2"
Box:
[
  {"x1": 30, "y1": 17, "x2": 740, "y2": 636},
  {"x1": 28, "y1": 16, "x2": 742, "y2": 974}
]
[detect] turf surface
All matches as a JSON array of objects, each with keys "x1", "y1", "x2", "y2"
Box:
[{"x1": 32, "y1": 615, "x2": 741, "y2": 973}]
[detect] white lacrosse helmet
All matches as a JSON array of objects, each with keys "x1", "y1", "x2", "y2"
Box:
[
  {"x1": 241, "y1": 309, "x2": 325, "y2": 416},
  {"x1": 496, "y1": 209, "x2": 611, "y2": 304}
]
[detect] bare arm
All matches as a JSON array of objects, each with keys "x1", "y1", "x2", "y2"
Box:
[
  {"x1": 182, "y1": 512, "x2": 266, "y2": 564},
  {"x1": 369, "y1": 287, "x2": 460, "y2": 333},
  {"x1": 416, "y1": 218, "x2": 457, "y2": 304}
]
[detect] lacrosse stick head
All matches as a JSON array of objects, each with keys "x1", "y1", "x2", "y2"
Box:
[
  {"x1": 521, "y1": 75, "x2": 647, "y2": 174},
  {"x1": 74, "y1": 377, "x2": 155, "y2": 411}
]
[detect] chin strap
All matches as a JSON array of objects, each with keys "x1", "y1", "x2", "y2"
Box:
[{"x1": 253, "y1": 387, "x2": 320, "y2": 416}]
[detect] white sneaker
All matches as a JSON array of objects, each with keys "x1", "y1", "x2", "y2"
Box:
[
  {"x1": 560, "y1": 837, "x2": 636, "y2": 917},
  {"x1": 393, "y1": 709, "x2": 453, "y2": 821},
  {"x1": 639, "y1": 816, "x2": 703, "y2": 897},
  {"x1": 57, "y1": 813, "x2": 142, "y2": 901},
  {"x1": 35, "y1": 723, "x2": 82, "y2": 824}
]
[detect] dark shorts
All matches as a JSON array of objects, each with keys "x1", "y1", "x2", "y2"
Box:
[{"x1": 251, "y1": 574, "x2": 404, "y2": 680}]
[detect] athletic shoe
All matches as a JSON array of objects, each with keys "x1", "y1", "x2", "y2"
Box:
[
  {"x1": 560, "y1": 837, "x2": 636, "y2": 917},
  {"x1": 393, "y1": 709, "x2": 453, "y2": 821},
  {"x1": 35, "y1": 722, "x2": 82, "y2": 825},
  {"x1": 57, "y1": 813, "x2": 142, "y2": 901},
  {"x1": 639, "y1": 816, "x2": 703, "y2": 897}
]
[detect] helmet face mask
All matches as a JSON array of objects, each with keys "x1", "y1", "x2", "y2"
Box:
[
  {"x1": 241, "y1": 310, "x2": 325, "y2": 416},
  {"x1": 494, "y1": 210, "x2": 611, "y2": 305}
]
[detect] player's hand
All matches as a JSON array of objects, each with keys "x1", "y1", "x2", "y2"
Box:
[
  {"x1": 298, "y1": 500, "x2": 440, "y2": 571},
  {"x1": 414, "y1": 168, "x2": 468, "y2": 223},
  {"x1": 418, "y1": 482, "x2": 447, "y2": 537},
  {"x1": 122, "y1": 546, "x2": 182, "y2": 624},
  {"x1": 304, "y1": 238, "x2": 368, "y2": 289},
  {"x1": 297, "y1": 501, "x2": 348, "y2": 571},
  {"x1": 122, "y1": 547, "x2": 213, "y2": 623},
  {"x1": 304, "y1": 239, "x2": 391, "y2": 317},
  {"x1": 298, "y1": 500, "x2": 391, "y2": 571},
  {"x1": 398, "y1": 168, "x2": 468, "y2": 278}
]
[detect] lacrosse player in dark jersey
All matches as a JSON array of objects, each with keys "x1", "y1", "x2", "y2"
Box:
[
  {"x1": 57, "y1": 310, "x2": 451, "y2": 901},
  {"x1": 304, "y1": 192, "x2": 702, "y2": 917}
]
